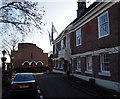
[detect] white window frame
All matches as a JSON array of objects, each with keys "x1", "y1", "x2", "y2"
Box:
[
  {"x1": 56, "y1": 60, "x2": 59, "y2": 69},
  {"x1": 66, "y1": 33, "x2": 70, "y2": 48},
  {"x1": 59, "y1": 60, "x2": 63, "y2": 69},
  {"x1": 76, "y1": 57, "x2": 81, "y2": 72},
  {"x1": 86, "y1": 55, "x2": 92, "y2": 72},
  {"x1": 98, "y1": 11, "x2": 110, "y2": 38},
  {"x1": 76, "y1": 29, "x2": 82, "y2": 46},
  {"x1": 59, "y1": 61, "x2": 61, "y2": 69},
  {"x1": 100, "y1": 53, "x2": 110, "y2": 73},
  {"x1": 54, "y1": 44, "x2": 57, "y2": 54},
  {"x1": 54, "y1": 60, "x2": 56, "y2": 68},
  {"x1": 61, "y1": 39, "x2": 64, "y2": 49}
]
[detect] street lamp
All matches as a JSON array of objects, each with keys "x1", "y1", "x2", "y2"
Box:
[
  {"x1": 2, "y1": 50, "x2": 6, "y2": 57},
  {"x1": 1, "y1": 50, "x2": 7, "y2": 71},
  {"x1": 11, "y1": 56, "x2": 14, "y2": 69}
]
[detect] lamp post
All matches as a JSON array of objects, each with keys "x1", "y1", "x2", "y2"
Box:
[
  {"x1": 11, "y1": 56, "x2": 14, "y2": 70},
  {"x1": 2, "y1": 50, "x2": 6, "y2": 57},
  {"x1": 1, "y1": 50, "x2": 7, "y2": 71}
]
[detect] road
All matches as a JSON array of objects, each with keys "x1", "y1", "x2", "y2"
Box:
[
  {"x1": 35, "y1": 73, "x2": 93, "y2": 98},
  {"x1": 2, "y1": 73, "x2": 94, "y2": 99}
]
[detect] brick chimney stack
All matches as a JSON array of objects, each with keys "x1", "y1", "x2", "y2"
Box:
[{"x1": 77, "y1": 0, "x2": 86, "y2": 18}]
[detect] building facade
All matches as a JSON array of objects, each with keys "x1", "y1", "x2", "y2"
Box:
[
  {"x1": 12, "y1": 43, "x2": 48, "y2": 68},
  {"x1": 53, "y1": 1, "x2": 120, "y2": 92}
]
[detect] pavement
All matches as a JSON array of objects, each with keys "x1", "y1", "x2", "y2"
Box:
[
  {"x1": 0, "y1": 74, "x2": 2, "y2": 99},
  {"x1": 60, "y1": 73, "x2": 120, "y2": 98},
  {"x1": 2, "y1": 72, "x2": 15, "y2": 98},
  {"x1": 2, "y1": 77, "x2": 10, "y2": 98}
]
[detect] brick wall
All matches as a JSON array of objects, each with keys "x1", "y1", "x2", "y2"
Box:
[
  {"x1": 13, "y1": 43, "x2": 48, "y2": 68},
  {"x1": 70, "y1": 3, "x2": 120, "y2": 82},
  {"x1": 71, "y1": 3, "x2": 119, "y2": 54}
]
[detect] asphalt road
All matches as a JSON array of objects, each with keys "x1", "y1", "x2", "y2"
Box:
[
  {"x1": 2, "y1": 73, "x2": 94, "y2": 99},
  {"x1": 2, "y1": 86, "x2": 41, "y2": 99},
  {"x1": 35, "y1": 73, "x2": 93, "y2": 98}
]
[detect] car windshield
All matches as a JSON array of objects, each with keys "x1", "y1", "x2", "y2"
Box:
[{"x1": 14, "y1": 74, "x2": 34, "y2": 82}]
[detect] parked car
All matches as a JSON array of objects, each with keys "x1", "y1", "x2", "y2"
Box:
[{"x1": 9, "y1": 73, "x2": 38, "y2": 96}]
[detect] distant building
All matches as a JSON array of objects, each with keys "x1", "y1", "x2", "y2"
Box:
[
  {"x1": 53, "y1": 0, "x2": 120, "y2": 92},
  {"x1": 12, "y1": 43, "x2": 48, "y2": 68}
]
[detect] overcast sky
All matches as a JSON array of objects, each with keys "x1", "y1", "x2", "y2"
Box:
[
  {"x1": 24, "y1": 0, "x2": 97, "y2": 53},
  {"x1": 24, "y1": 0, "x2": 79, "y2": 53},
  {"x1": 0, "y1": 0, "x2": 96, "y2": 63}
]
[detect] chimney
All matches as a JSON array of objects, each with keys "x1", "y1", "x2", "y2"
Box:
[{"x1": 77, "y1": 0, "x2": 86, "y2": 18}]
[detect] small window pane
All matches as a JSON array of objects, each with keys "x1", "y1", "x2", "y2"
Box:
[
  {"x1": 98, "y1": 11, "x2": 110, "y2": 38},
  {"x1": 76, "y1": 29, "x2": 82, "y2": 46},
  {"x1": 77, "y1": 57, "x2": 81, "y2": 70},
  {"x1": 100, "y1": 53, "x2": 110, "y2": 72},
  {"x1": 86, "y1": 55, "x2": 92, "y2": 71}
]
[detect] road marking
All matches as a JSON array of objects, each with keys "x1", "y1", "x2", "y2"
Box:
[
  {"x1": 40, "y1": 95, "x2": 44, "y2": 99},
  {"x1": 38, "y1": 89, "x2": 41, "y2": 94}
]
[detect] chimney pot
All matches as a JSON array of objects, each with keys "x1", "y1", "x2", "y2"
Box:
[{"x1": 77, "y1": 0, "x2": 86, "y2": 18}]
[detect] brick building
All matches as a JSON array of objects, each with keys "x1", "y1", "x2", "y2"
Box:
[
  {"x1": 53, "y1": 0, "x2": 120, "y2": 92},
  {"x1": 12, "y1": 43, "x2": 48, "y2": 68}
]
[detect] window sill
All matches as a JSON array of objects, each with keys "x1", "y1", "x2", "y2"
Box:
[
  {"x1": 60, "y1": 68, "x2": 63, "y2": 69},
  {"x1": 98, "y1": 34, "x2": 110, "y2": 39},
  {"x1": 54, "y1": 67, "x2": 59, "y2": 69},
  {"x1": 75, "y1": 69, "x2": 81, "y2": 72},
  {"x1": 76, "y1": 44, "x2": 82, "y2": 47},
  {"x1": 85, "y1": 70, "x2": 93, "y2": 74},
  {"x1": 98, "y1": 72, "x2": 111, "y2": 77}
]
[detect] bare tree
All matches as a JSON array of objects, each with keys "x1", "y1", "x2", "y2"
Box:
[
  {"x1": 2, "y1": 35, "x2": 20, "y2": 54},
  {"x1": 0, "y1": 1, "x2": 45, "y2": 64},
  {"x1": 0, "y1": 1, "x2": 45, "y2": 36}
]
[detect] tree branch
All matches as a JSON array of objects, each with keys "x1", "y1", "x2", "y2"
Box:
[{"x1": 0, "y1": 2, "x2": 17, "y2": 10}]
